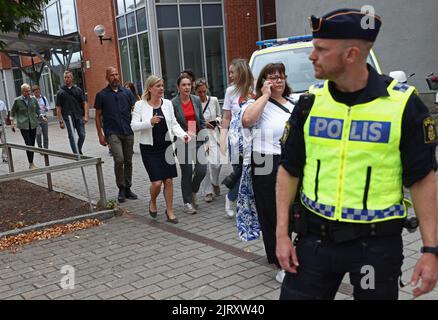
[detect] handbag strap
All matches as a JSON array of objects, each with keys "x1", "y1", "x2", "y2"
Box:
[
  {"x1": 202, "y1": 97, "x2": 211, "y2": 114},
  {"x1": 268, "y1": 97, "x2": 292, "y2": 114}
]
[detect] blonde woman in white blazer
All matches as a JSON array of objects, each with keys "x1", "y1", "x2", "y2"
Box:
[{"x1": 131, "y1": 75, "x2": 190, "y2": 224}]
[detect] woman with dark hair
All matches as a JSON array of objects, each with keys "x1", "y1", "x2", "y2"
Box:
[
  {"x1": 241, "y1": 62, "x2": 295, "y2": 284},
  {"x1": 171, "y1": 74, "x2": 208, "y2": 214},
  {"x1": 124, "y1": 82, "x2": 141, "y2": 101}
]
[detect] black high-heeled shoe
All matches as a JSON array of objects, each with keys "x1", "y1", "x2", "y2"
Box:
[
  {"x1": 149, "y1": 201, "x2": 157, "y2": 218},
  {"x1": 165, "y1": 210, "x2": 178, "y2": 224}
]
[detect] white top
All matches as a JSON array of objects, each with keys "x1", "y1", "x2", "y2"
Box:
[
  {"x1": 201, "y1": 96, "x2": 221, "y2": 122},
  {"x1": 35, "y1": 96, "x2": 49, "y2": 115},
  {"x1": 242, "y1": 99, "x2": 295, "y2": 155},
  {"x1": 0, "y1": 100, "x2": 5, "y2": 112},
  {"x1": 222, "y1": 85, "x2": 240, "y2": 113},
  {"x1": 131, "y1": 98, "x2": 187, "y2": 145}
]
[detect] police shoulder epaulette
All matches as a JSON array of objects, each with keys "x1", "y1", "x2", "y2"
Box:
[
  {"x1": 392, "y1": 82, "x2": 411, "y2": 93},
  {"x1": 313, "y1": 83, "x2": 325, "y2": 89}
]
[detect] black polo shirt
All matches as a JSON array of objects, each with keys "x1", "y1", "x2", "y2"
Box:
[
  {"x1": 56, "y1": 85, "x2": 85, "y2": 119},
  {"x1": 94, "y1": 85, "x2": 135, "y2": 136},
  {"x1": 281, "y1": 65, "x2": 437, "y2": 188}
]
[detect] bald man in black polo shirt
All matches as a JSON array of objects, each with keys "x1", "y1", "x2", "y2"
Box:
[{"x1": 95, "y1": 67, "x2": 138, "y2": 203}]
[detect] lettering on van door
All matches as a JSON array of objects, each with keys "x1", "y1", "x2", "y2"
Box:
[{"x1": 309, "y1": 117, "x2": 391, "y2": 143}]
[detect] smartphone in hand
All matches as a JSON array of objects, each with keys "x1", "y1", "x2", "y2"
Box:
[{"x1": 208, "y1": 120, "x2": 218, "y2": 128}]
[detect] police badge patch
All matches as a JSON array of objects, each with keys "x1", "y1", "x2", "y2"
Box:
[
  {"x1": 423, "y1": 117, "x2": 438, "y2": 144},
  {"x1": 281, "y1": 121, "x2": 291, "y2": 145}
]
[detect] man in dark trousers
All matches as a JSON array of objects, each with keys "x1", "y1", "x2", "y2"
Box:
[
  {"x1": 56, "y1": 70, "x2": 88, "y2": 155},
  {"x1": 95, "y1": 67, "x2": 138, "y2": 203},
  {"x1": 276, "y1": 8, "x2": 438, "y2": 299}
]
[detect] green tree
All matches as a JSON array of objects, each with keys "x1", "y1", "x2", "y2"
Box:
[{"x1": 0, "y1": 0, "x2": 50, "y2": 49}]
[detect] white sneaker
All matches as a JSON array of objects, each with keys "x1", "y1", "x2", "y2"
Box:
[
  {"x1": 183, "y1": 203, "x2": 197, "y2": 214},
  {"x1": 225, "y1": 196, "x2": 236, "y2": 218},
  {"x1": 204, "y1": 193, "x2": 214, "y2": 203},
  {"x1": 192, "y1": 193, "x2": 199, "y2": 209},
  {"x1": 29, "y1": 163, "x2": 37, "y2": 169},
  {"x1": 275, "y1": 269, "x2": 285, "y2": 284}
]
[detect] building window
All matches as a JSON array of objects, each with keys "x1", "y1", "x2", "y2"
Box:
[
  {"x1": 159, "y1": 30, "x2": 181, "y2": 97},
  {"x1": 116, "y1": 1, "x2": 152, "y2": 94},
  {"x1": 13, "y1": 69, "x2": 24, "y2": 97},
  {"x1": 116, "y1": 0, "x2": 226, "y2": 99},
  {"x1": 204, "y1": 28, "x2": 226, "y2": 99},
  {"x1": 156, "y1": 0, "x2": 226, "y2": 98},
  {"x1": 46, "y1": 3, "x2": 61, "y2": 36},
  {"x1": 156, "y1": 5, "x2": 179, "y2": 28},
  {"x1": 0, "y1": 70, "x2": 9, "y2": 106},
  {"x1": 45, "y1": 0, "x2": 79, "y2": 36},
  {"x1": 59, "y1": 0, "x2": 78, "y2": 34},
  {"x1": 258, "y1": 0, "x2": 276, "y2": 40}
]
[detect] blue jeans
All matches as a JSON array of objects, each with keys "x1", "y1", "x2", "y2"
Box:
[
  {"x1": 64, "y1": 117, "x2": 86, "y2": 154},
  {"x1": 227, "y1": 163, "x2": 242, "y2": 202}
]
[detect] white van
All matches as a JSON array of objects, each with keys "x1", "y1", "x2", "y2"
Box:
[{"x1": 249, "y1": 35, "x2": 382, "y2": 93}]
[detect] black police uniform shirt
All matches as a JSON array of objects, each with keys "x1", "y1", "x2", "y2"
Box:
[{"x1": 281, "y1": 65, "x2": 438, "y2": 188}]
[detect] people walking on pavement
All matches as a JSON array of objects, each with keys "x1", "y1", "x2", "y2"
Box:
[
  {"x1": 56, "y1": 70, "x2": 88, "y2": 155},
  {"x1": 195, "y1": 78, "x2": 223, "y2": 202},
  {"x1": 0, "y1": 98, "x2": 8, "y2": 163},
  {"x1": 32, "y1": 85, "x2": 50, "y2": 150},
  {"x1": 242, "y1": 62, "x2": 295, "y2": 283},
  {"x1": 171, "y1": 74, "x2": 208, "y2": 215},
  {"x1": 276, "y1": 8, "x2": 438, "y2": 300},
  {"x1": 10, "y1": 83, "x2": 46, "y2": 169},
  {"x1": 220, "y1": 59, "x2": 254, "y2": 218},
  {"x1": 131, "y1": 75, "x2": 190, "y2": 223},
  {"x1": 95, "y1": 67, "x2": 138, "y2": 203}
]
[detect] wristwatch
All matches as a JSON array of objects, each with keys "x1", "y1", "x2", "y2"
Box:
[{"x1": 420, "y1": 246, "x2": 438, "y2": 257}]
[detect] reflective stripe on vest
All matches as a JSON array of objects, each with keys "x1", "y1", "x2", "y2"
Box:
[
  {"x1": 301, "y1": 193, "x2": 405, "y2": 221},
  {"x1": 301, "y1": 79, "x2": 415, "y2": 223}
]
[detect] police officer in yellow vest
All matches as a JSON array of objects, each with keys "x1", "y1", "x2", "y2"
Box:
[{"x1": 276, "y1": 8, "x2": 438, "y2": 299}]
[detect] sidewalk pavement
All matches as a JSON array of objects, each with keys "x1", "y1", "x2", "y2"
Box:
[{"x1": 0, "y1": 122, "x2": 437, "y2": 300}]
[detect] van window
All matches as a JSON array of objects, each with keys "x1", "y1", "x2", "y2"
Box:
[{"x1": 251, "y1": 46, "x2": 378, "y2": 93}]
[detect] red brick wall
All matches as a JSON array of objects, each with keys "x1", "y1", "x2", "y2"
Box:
[
  {"x1": 0, "y1": 54, "x2": 12, "y2": 69},
  {"x1": 19, "y1": 56, "x2": 43, "y2": 68},
  {"x1": 224, "y1": 0, "x2": 259, "y2": 66},
  {"x1": 76, "y1": 0, "x2": 120, "y2": 105}
]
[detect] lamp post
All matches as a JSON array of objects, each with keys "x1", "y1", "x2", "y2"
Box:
[{"x1": 93, "y1": 25, "x2": 112, "y2": 45}]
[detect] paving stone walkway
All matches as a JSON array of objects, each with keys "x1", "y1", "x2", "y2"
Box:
[{"x1": 0, "y1": 122, "x2": 437, "y2": 300}]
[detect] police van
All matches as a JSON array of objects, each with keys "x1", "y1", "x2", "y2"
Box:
[{"x1": 249, "y1": 35, "x2": 382, "y2": 94}]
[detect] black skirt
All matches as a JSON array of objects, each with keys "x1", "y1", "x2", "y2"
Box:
[{"x1": 140, "y1": 143, "x2": 177, "y2": 182}]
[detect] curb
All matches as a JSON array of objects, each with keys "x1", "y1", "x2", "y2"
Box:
[{"x1": 0, "y1": 208, "x2": 119, "y2": 239}]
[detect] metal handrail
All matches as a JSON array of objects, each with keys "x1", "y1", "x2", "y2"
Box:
[{"x1": 0, "y1": 142, "x2": 107, "y2": 210}]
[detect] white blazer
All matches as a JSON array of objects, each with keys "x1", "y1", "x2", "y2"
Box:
[{"x1": 131, "y1": 98, "x2": 187, "y2": 145}]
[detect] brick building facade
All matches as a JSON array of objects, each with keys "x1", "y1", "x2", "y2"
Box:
[{"x1": 0, "y1": 0, "x2": 277, "y2": 107}]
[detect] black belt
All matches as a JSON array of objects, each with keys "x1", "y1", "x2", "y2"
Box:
[{"x1": 304, "y1": 211, "x2": 404, "y2": 243}]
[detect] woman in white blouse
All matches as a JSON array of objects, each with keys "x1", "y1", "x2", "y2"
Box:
[
  {"x1": 242, "y1": 63, "x2": 295, "y2": 283},
  {"x1": 194, "y1": 78, "x2": 223, "y2": 202},
  {"x1": 131, "y1": 75, "x2": 190, "y2": 224}
]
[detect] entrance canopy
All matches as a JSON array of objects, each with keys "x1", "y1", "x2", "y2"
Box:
[{"x1": 0, "y1": 31, "x2": 81, "y2": 82}]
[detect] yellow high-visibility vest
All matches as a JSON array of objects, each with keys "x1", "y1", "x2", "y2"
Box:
[{"x1": 301, "y1": 80, "x2": 415, "y2": 223}]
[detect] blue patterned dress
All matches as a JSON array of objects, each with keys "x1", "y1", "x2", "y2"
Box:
[{"x1": 235, "y1": 99, "x2": 261, "y2": 241}]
